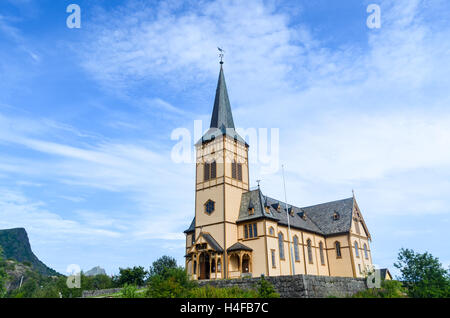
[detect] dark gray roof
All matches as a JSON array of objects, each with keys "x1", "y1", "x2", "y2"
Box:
[
  {"x1": 227, "y1": 242, "x2": 253, "y2": 252},
  {"x1": 210, "y1": 65, "x2": 234, "y2": 129},
  {"x1": 302, "y1": 197, "x2": 354, "y2": 236},
  {"x1": 201, "y1": 233, "x2": 224, "y2": 253},
  {"x1": 184, "y1": 217, "x2": 195, "y2": 233},
  {"x1": 237, "y1": 189, "x2": 355, "y2": 236},
  {"x1": 196, "y1": 65, "x2": 246, "y2": 146}
]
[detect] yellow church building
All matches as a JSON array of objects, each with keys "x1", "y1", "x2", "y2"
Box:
[{"x1": 184, "y1": 62, "x2": 374, "y2": 280}]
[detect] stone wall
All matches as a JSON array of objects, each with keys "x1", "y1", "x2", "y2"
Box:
[
  {"x1": 198, "y1": 274, "x2": 367, "y2": 298},
  {"x1": 82, "y1": 288, "x2": 123, "y2": 298}
]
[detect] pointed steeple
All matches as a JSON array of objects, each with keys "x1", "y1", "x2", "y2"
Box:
[{"x1": 210, "y1": 65, "x2": 235, "y2": 130}]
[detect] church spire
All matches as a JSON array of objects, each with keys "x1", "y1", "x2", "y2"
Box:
[{"x1": 210, "y1": 64, "x2": 235, "y2": 130}]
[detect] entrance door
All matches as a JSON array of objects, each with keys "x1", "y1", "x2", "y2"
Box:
[{"x1": 199, "y1": 253, "x2": 210, "y2": 280}]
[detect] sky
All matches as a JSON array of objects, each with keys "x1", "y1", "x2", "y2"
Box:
[{"x1": 0, "y1": 0, "x2": 449, "y2": 277}]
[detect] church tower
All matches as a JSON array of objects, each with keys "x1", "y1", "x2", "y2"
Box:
[{"x1": 188, "y1": 63, "x2": 249, "y2": 279}]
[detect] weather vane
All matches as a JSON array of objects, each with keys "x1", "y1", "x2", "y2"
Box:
[{"x1": 217, "y1": 47, "x2": 225, "y2": 64}]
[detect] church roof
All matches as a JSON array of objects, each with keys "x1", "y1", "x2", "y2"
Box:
[
  {"x1": 201, "y1": 233, "x2": 224, "y2": 253},
  {"x1": 237, "y1": 189, "x2": 355, "y2": 236},
  {"x1": 227, "y1": 242, "x2": 253, "y2": 252},
  {"x1": 211, "y1": 65, "x2": 234, "y2": 130},
  {"x1": 183, "y1": 217, "x2": 195, "y2": 233},
  {"x1": 196, "y1": 65, "x2": 247, "y2": 146}
]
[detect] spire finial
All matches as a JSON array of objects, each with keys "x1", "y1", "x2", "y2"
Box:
[
  {"x1": 256, "y1": 179, "x2": 261, "y2": 189},
  {"x1": 217, "y1": 47, "x2": 225, "y2": 65},
  {"x1": 352, "y1": 189, "x2": 355, "y2": 198}
]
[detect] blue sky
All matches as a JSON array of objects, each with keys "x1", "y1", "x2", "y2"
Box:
[{"x1": 0, "y1": 0, "x2": 449, "y2": 276}]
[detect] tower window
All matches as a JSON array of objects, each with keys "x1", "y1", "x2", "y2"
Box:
[
  {"x1": 231, "y1": 160, "x2": 242, "y2": 181},
  {"x1": 210, "y1": 161, "x2": 216, "y2": 179},
  {"x1": 232, "y1": 160, "x2": 237, "y2": 179},
  {"x1": 204, "y1": 200, "x2": 215, "y2": 215},
  {"x1": 354, "y1": 241, "x2": 359, "y2": 258},
  {"x1": 204, "y1": 162, "x2": 210, "y2": 181}
]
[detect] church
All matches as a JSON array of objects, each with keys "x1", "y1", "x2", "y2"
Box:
[{"x1": 184, "y1": 61, "x2": 374, "y2": 280}]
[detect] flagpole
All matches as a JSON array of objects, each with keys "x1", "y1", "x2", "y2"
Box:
[{"x1": 282, "y1": 164, "x2": 295, "y2": 275}]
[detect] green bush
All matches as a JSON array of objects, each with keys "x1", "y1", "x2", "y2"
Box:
[
  {"x1": 121, "y1": 284, "x2": 139, "y2": 298},
  {"x1": 256, "y1": 275, "x2": 280, "y2": 298},
  {"x1": 145, "y1": 267, "x2": 195, "y2": 298},
  {"x1": 353, "y1": 280, "x2": 407, "y2": 298}
]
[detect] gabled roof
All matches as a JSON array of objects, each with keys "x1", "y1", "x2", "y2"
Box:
[
  {"x1": 237, "y1": 189, "x2": 356, "y2": 236},
  {"x1": 227, "y1": 242, "x2": 253, "y2": 252},
  {"x1": 201, "y1": 233, "x2": 224, "y2": 253}
]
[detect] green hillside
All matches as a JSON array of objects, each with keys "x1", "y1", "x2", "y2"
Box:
[{"x1": 0, "y1": 228, "x2": 59, "y2": 276}]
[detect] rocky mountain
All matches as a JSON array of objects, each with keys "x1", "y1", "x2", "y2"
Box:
[
  {"x1": 0, "y1": 228, "x2": 59, "y2": 276},
  {"x1": 85, "y1": 266, "x2": 107, "y2": 276}
]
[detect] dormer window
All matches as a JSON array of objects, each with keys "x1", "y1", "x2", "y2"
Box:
[
  {"x1": 265, "y1": 206, "x2": 270, "y2": 214},
  {"x1": 289, "y1": 207, "x2": 294, "y2": 216},
  {"x1": 248, "y1": 207, "x2": 255, "y2": 215},
  {"x1": 333, "y1": 211, "x2": 340, "y2": 220}
]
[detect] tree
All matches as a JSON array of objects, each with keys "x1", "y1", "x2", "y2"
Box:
[
  {"x1": 0, "y1": 247, "x2": 7, "y2": 298},
  {"x1": 148, "y1": 256, "x2": 178, "y2": 279},
  {"x1": 114, "y1": 266, "x2": 148, "y2": 287},
  {"x1": 394, "y1": 248, "x2": 450, "y2": 298}
]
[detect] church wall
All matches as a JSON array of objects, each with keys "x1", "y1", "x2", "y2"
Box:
[
  {"x1": 195, "y1": 187, "x2": 225, "y2": 228},
  {"x1": 350, "y1": 234, "x2": 373, "y2": 277},
  {"x1": 326, "y1": 235, "x2": 354, "y2": 277},
  {"x1": 265, "y1": 220, "x2": 279, "y2": 277},
  {"x1": 186, "y1": 233, "x2": 193, "y2": 249},
  {"x1": 315, "y1": 236, "x2": 330, "y2": 276},
  {"x1": 302, "y1": 232, "x2": 318, "y2": 275},
  {"x1": 237, "y1": 234, "x2": 267, "y2": 277}
]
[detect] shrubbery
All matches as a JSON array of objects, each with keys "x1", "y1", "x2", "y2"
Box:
[
  {"x1": 353, "y1": 280, "x2": 407, "y2": 298},
  {"x1": 394, "y1": 248, "x2": 450, "y2": 298}
]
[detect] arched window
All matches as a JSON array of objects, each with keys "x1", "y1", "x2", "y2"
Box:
[
  {"x1": 335, "y1": 241, "x2": 341, "y2": 258},
  {"x1": 210, "y1": 160, "x2": 216, "y2": 179},
  {"x1": 269, "y1": 227, "x2": 274, "y2": 236},
  {"x1": 354, "y1": 220, "x2": 361, "y2": 234},
  {"x1": 231, "y1": 160, "x2": 237, "y2": 179},
  {"x1": 193, "y1": 261, "x2": 197, "y2": 274},
  {"x1": 237, "y1": 162, "x2": 242, "y2": 181},
  {"x1": 278, "y1": 232, "x2": 285, "y2": 260},
  {"x1": 293, "y1": 236, "x2": 300, "y2": 262},
  {"x1": 307, "y1": 239, "x2": 313, "y2": 264},
  {"x1": 204, "y1": 162, "x2": 210, "y2": 181},
  {"x1": 354, "y1": 241, "x2": 359, "y2": 258},
  {"x1": 211, "y1": 259, "x2": 216, "y2": 273},
  {"x1": 217, "y1": 259, "x2": 221, "y2": 272},
  {"x1": 363, "y1": 243, "x2": 368, "y2": 259},
  {"x1": 319, "y1": 242, "x2": 325, "y2": 265}
]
